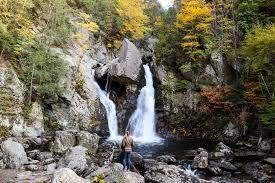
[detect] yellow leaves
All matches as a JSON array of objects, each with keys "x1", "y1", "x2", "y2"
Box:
[
  {"x1": 116, "y1": 0, "x2": 149, "y2": 39},
  {"x1": 176, "y1": 0, "x2": 213, "y2": 32},
  {"x1": 78, "y1": 22, "x2": 99, "y2": 33},
  {"x1": 181, "y1": 41, "x2": 200, "y2": 48},
  {"x1": 76, "y1": 12, "x2": 99, "y2": 33},
  {"x1": 0, "y1": 0, "x2": 34, "y2": 37}
]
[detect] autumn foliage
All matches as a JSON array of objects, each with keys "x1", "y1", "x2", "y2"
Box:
[{"x1": 116, "y1": 0, "x2": 149, "y2": 39}]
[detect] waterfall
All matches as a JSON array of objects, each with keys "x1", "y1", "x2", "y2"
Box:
[
  {"x1": 128, "y1": 65, "x2": 161, "y2": 143},
  {"x1": 91, "y1": 70, "x2": 119, "y2": 139}
]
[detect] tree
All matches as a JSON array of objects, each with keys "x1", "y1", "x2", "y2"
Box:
[
  {"x1": 24, "y1": 43, "x2": 67, "y2": 102},
  {"x1": 32, "y1": 0, "x2": 72, "y2": 46},
  {"x1": 176, "y1": 0, "x2": 213, "y2": 62},
  {"x1": 116, "y1": 0, "x2": 149, "y2": 39}
]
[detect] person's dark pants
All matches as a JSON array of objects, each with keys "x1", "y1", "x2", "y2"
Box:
[{"x1": 122, "y1": 151, "x2": 131, "y2": 170}]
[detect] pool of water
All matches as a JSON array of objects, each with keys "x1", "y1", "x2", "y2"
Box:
[{"x1": 133, "y1": 138, "x2": 218, "y2": 159}]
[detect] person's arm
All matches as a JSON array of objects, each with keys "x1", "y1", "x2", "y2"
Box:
[{"x1": 131, "y1": 137, "x2": 133, "y2": 148}]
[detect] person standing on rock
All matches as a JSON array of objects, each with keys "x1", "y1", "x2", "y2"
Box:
[{"x1": 121, "y1": 131, "x2": 133, "y2": 171}]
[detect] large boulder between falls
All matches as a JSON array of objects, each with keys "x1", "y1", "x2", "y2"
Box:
[
  {"x1": 86, "y1": 163, "x2": 144, "y2": 183},
  {"x1": 52, "y1": 168, "x2": 89, "y2": 183},
  {"x1": 144, "y1": 164, "x2": 212, "y2": 183},
  {"x1": 58, "y1": 146, "x2": 90, "y2": 175},
  {"x1": 1, "y1": 139, "x2": 28, "y2": 169},
  {"x1": 109, "y1": 39, "x2": 142, "y2": 84}
]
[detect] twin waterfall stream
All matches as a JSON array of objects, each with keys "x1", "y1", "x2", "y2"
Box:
[{"x1": 92, "y1": 65, "x2": 161, "y2": 143}]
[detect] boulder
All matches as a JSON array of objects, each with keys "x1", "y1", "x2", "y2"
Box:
[
  {"x1": 109, "y1": 39, "x2": 142, "y2": 84},
  {"x1": 131, "y1": 152, "x2": 144, "y2": 167},
  {"x1": 8, "y1": 171, "x2": 51, "y2": 183},
  {"x1": 1, "y1": 139, "x2": 28, "y2": 169},
  {"x1": 156, "y1": 155, "x2": 177, "y2": 164},
  {"x1": 51, "y1": 131, "x2": 76, "y2": 154},
  {"x1": 58, "y1": 146, "x2": 90, "y2": 175},
  {"x1": 258, "y1": 139, "x2": 271, "y2": 152},
  {"x1": 144, "y1": 164, "x2": 212, "y2": 183},
  {"x1": 244, "y1": 162, "x2": 272, "y2": 183},
  {"x1": 263, "y1": 158, "x2": 275, "y2": 167},
  {"x1": 95, "y1": 141, "x2": 121, "y2": 166},
  {"x1": 77, "y1": 131, "x2": 99, "y2": 155},
  {"x1": 214, "y1": 142, "x2": 233, "y2": 158},
  {"x1": 143, "y1": 159, "x2": 167, "y2": 171},
  {"x1": 223, "y1": 122, "x2": 240, "y2": 142},
  {"x1": 218, "y1": 160, "x2": 237, "y2": 171},
  {"x1": 87, "y1": 163, "x2": 144, "y2": 183},
  {"x1": 52, "y1": 168, "x2": 89, "y2": 183},
  {"x1": 192, "y1": 150, "x2": 208, "y2": 169}
]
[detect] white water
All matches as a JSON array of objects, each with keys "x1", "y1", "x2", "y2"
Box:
[
  {"x1": 91, "y1": 70, "x2": 120, "y2": 140},
  {"x1": 127, "y1": 65, "x2": 162, "y2": 143}
]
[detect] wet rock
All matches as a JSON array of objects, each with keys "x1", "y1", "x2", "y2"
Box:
[
  {"x1": 258, "y1": 139, "x2": 271, "y2": 153},
  {"x1": 156, "y1": 155, "x2": 177, "y2": 164},
  {"x1": 1, "y1": 139, "x2": 28, "y2": 169},
  {"x1": 51, "y1": 130, "x2": 76, "y2": 154},
  {"x1": 244, "y1": 162, "x2": 271, "y2": 183},
  {"x1": 192, "y1": 150, "x2": 208, "y2": 169},
  {"x1": 77, "y1": 131, "x2": 99, "y2": 155},
  {"x1": 109, "y1": 39, "x2": 142, "y2": 84},
  {"x1": 52, "y1": 168, "x2": 89, "y2": 183},
  {"x1": 144, "y1": 164, "x2": 212, "y2": 183},
  {"x1": 58, "y1": 146, "x2": 90, "y2": 175},
  {"x1": 95, "y1": 141, "x2": 121, "y2": 166},
  {"x1": 87, "y1": 163, "x2": 144, "y2": 183}
]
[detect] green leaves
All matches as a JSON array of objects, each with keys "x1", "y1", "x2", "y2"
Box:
[
  {"x1": 24, "y1": 43, "x2": 68, "y2": 97},
  {"x1": 260, "y1": 98, "x2": 275, "y2": 130},
  {"x1": 241, "y1": 24, "x2": 275, "y2": 73}
]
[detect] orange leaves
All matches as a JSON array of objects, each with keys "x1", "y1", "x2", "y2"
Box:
[
  {"x1": 242, "y1": 82, "x2": 266, "y2": 108},
  {"x1": 200, "y1": 86, "x2": 234, "y2": 112}
]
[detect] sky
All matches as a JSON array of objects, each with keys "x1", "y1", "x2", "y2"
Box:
[{"x1": 157, "y1": 0, "x2": 174, "y2": 9}]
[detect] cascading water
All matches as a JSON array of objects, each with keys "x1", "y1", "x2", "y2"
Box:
[
  {"x1": 127, "y1": 65, "x2": 162, "y2": 143},
  {"x1": 91, "y1": 70, "x2": 119, "y2": 140}
]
